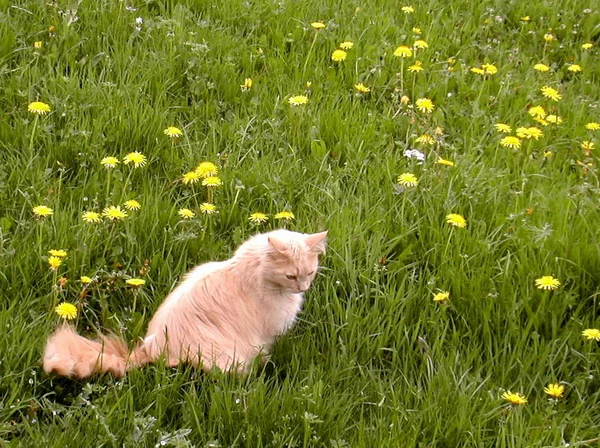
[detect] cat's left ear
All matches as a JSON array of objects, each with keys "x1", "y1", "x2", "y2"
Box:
[
  {"x1": 305, "y1": 231, "x2": 328, "y2": 254},
  {"x1": 268, "y1": 236, "x2": 291, "y2": 257}
]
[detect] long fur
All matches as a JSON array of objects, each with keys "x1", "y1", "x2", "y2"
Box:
[{"x1": 43, "y1": 229, "x2": 327, "y2": 378}]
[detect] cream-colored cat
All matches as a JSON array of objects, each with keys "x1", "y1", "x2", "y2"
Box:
[{"x1": 43, "y1": 229, "x2": 327, "y2": 378}]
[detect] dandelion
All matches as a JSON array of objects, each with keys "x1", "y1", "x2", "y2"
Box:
[
  {"x1": 102, "y1": 205, "x2": 127, "y2": 221},
  {"x1": 354, "y1": 83, "x2": 371, "y2": 93},
  {"x1": 80, "y1": 276, "x2": 92, "y2": 284},
  {"x1": 34, "y1": 41, "x2": 42, "y2": 49},
  {"x1": 416, "y1": 134, "x2": 435, "y2": 145},
  {"x1": 249, "y1": 212, "x2": 269, "y2": 224},
  {"x1": 240, "y1": 78, "x2": 253, "y2": 91},
  {"x1": 178, "y1": 208, "x2": 195, "y2": 219},
  {"x1": 196, "y1": 162, "x2": 218, "y2": 178},
  {"x1": 521, "y1": 16, "x2": 531, "y2": 22},
  {"x1": 412, "y1": 27, "x2": 421, "y2": 34},
  {"x1": 543, "y1": 151, "x2": 553, "y2": 157},
  {"x1": 582, "y1": 43, "x2": 593, "y2": 50},
  {"x1": 401, "y1": 6, "x2": 414, "y2": 13},
  {"x1": 586, "y1": 122, "x2": 600, "y2": 131},
  {"x1": 28, "y1": 101, "x2": 51, "y2": 115},
  {"x1": 535, "y1": 275, "x2": 560, "y2": 290},
  {"x1": 528, "y1": 106, "x2": 547, "y2": 119},
  {"x1": 445, "y1": 213, "x2": 467, "y2": 228},
  {"x1": 331, "y1": 49, "x2": 347, "y2": 62},
  {"x1": 182, "y1": 171, "x2": 201, "y2": 184},
  {"x1": 275, "y1": 211, "x2": 295, "y2": 221},
  {"x1": 433, "y1": 291, "x2": 449, "y2": 302},
  {"x1": 471, "y1": 67, "x2": 485, "y2": 75},
  {"x1": 400, "y1": 95, "x2": 410, "y2": 105},
  {"x1": 543, "y1": 33, "x2": 555, "y2": 42},
  {"x1": 582, "y1": 328, "x2": 600, "y2": 341},
  {"x1": 534, "y1": 63, "x2": 550, "y2": 72},
  {"x1": 502, "y1": 391, "x2": 527, "y2": 405},
  {"x1": 546, "y1": 115, "x2": 562, "y2": 125},
  {"x1": 494, "y1": 123, "x2": 512, "y2": 134},
  {"x1": 48, "y1": 256, "x2": 62, "y2": 271},
  {"x1": 500, "y1": 136, "x2": 522, "y2": 149},
  {"x1": 415, "y1": 98, "x2": 434, "y2": 113},
  {"x1": 535, "y1": 117, "x2": 549, "y2": 126},
  {"x1": 408, "y1": 61, "x2": 424, "y2": 72},
  {"x1": 413, "y1": 39, "x2": 428, "y2": 49},
  {"x1": 82, "y1": 211, "x2": 101, "y2": 223},
  {"x1": 33, "y1": 205, "x2": 53, "y2": 217},
  {"x1": 482, "y1": 63, "x2": 498, "y2": 74},
  {"x1": 339, "y1": 41, "x2": 354, "y2": 50},
  {"x1": 289, "y1": 95, "x2": 309, "y2": 106},
  {"x1": 437, "y1": 158, "x2": 455, "y2": 167},
  {"x1": 49, "y1": 249, "x2": 67, "y2": 258},
  {"x1": 163, "y1": 126, "x2": 183, "y2": 138},
  {"x1": 544, "y1": 383, "x2": 565, "y2": 398},
  {"x1": 516, "y1": 127, "x2": 543, "y2": 140},
  {"x1": 124, "y1": 199, "x2": 141, "y2": 210},
  {"x1": 393, "y1": 45, "x2": 413, "y2": 58},
  {"x1": 126, "y1": 278, "x2": 146, "y2": 287},
  {"x1": 567, "y1": 64, "x2": 582, "y2": 72},
  {"x1": 200, "y1": 203, "x2": 218, "y2": 214},
  {"x1": 55, "y1": 302, "x2": 77, "y2": 320},
  {"x1": 123, "y1": 151, "x2": 147, "y2": 168},
  {"x1": 202, "y1": 176, "x2": 222, "y2": 187},
  {"x1": 581, "y1": 141, "x2": 594, "y2": 152},
  {"x1": 311, "y1": 22, "x2": 326, "y2": 30},
  {"x1": 541, "y1": 86, "x2": 561, "y2": 101},
  {"x1": 100, "y1": 156, "x2": 120, "y2": 168},
  {"x1": 397, "y1": 173, "x2": 418, "y2": 187}
]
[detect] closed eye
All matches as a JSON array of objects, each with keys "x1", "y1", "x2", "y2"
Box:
[
  {"x1": 308, "y1": 271, "x2": 315, "y2": 276},
  {"x1": 286, "y1": 275, "x2": 297, "y2": 280}
]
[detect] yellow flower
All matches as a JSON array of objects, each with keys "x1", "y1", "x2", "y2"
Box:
[
  {"x1": 331, "y1": 49, "x2": 347, "y2": 62},
  {"x1": 516, "y1": 127, "x2": 543, "y2": 140},
  {"x1": 586, "y1": 122, "x2": 600, "y2": 131},
  {"x1": 534, "y1": 63, "x2": 550, "y2": 72},
  {"x1": 413, "y1": 40, "x2": 428, "y2": 49},
  {"x1": 582, "y1": 328, "x2": 600, "y2": 341},
  {"x1": 494, "y1": 123, "x2": 512, "y2": 134},
  {"x1": 355, "y1": 83, "x2": 371, "y2": 93},
  {"x1": 182, "y1": 171, "x2": 201, "y2": 184},
  {"x1": 500, "y1": 136, "x2": 522, "y2": 149},
  {"x1": 34, "y1": 41, "x2": 42, "y2": 49},
  {"x1": 100, "y1": 156, "x2": 120, "y2": 168},
  {"x1": 102, "y1": 205, "x2": 127, "y2": 221},
  {"x1": 196, "y1": 161, "x2": 218, "y2": 178},
  {"x1": 546, "y1": 115, "x2": 562, "y2": 124},
  {"x1": 470, "y1": 67, "x2": 485, "y2": 75},
  {"x1": 521, "y1": 16, "x2": 531, "y2": 22},
  {"x1": 535, "y1": 275, "x2": 560, "y2": 290},
  {"x1": 401, "y1": 6, "x2": 414, "y2": 13},
  {"x1": 123, "y1": 151, "x2": 147, "y2": 168},
  {"x1": 311, "y1": 22, "x2": 326, "y2": 30},
  {"x1": 541, "y1": 86, "x2": 561, "y2": 101},
  {"x1": 544, "y1": 383, "x2": 565, "y2": 398},
  {"x1": 415, "y1": 134, "x2": 435, "y2": 145},
  {"x1": 408, "y1": 61, "x2": 424, "y2": 72},
  {"x1": 437, "y1": 158, "x2": 455, "y2": 167},
  {"x1": 543, "y1": 151, "x2": 553, "y2": 157},
  {"x1": 393, "y1": 45, "x2": 413, "y2": 58},
  {"x1": 446, "y1": 214, "x2": 467, "y2": 228},
  {"x1": 82, "y1": 211, "x2": 101, "y2": 223},
  {"x1": 49, "y1": 249, "x2": 67, "y2": 258},
  {"x1": 80, "y1": 276, "x2": 92, "y2": 284},
  {"x1": 275, "y1": 211, "x2": 295, "y2": 220},
  {"x1": 397, "y1": 173, "x2": 418, "y2": 187},
  {"x1": 482, "y1": 63, "x2": 497, "y2": 74},
  {"x1": 178, "y1": 208, "x2": 195, "y2": 219},
  {"x1": 126, "y1": 278, "x2": 146, "y2": 287},
  {"x1": 412, "y1": 27, "x2": 421, "y2": 34},
  {"x1": 164, "y1": 126, "x2": 183, "y2": 138},
  {"x1": 567, "y1": 64, "x2": 582, "y2": 72},
  {"x1": 535, "y1": 117, "x2": 549, "y2": 126},
  {"x1": 200, "y1": 203, "x2": 218, "y2": 214},
  {"x1": 249, "y1": 212, "x2": 269, "y2": 224},
  {"x1": 339, "y1": 41, "x2": 354, "y2": 50},
  {"x1": 582, "y1": 43, "x2": 593, "y2": 50},
  {"x1": 28, "y1": 101, "x2": 51, "y2": 115},
  {"x1": 433, "y1": 291, "x2": 449, "y2": 302},
  {"x1": 33, "y1": 205, "x2": 53, "y2": 217},
  {"x1": 581, "y1": 141, "x2": 595, "y2": 152},
  {"x1": 55, "y1": 302, "x2": 77, "y2": 320},
  {"x1": 528, "y1": 106, "x2": 547, "y2": 119},
  {"x1": 48, "y1": 256, "x2": 62, "y2": 271},
  {"x1": 241, "y1": 78, "x2": 253, "y2": 91},
  {"x1": 543, "y1": 33, "x2": 555, "y2": 42},
  {"x1": 289, "y1": 95, "x2": 309, "y2": 106},
  {"x1": 502, "y1": 391, "x2": 527, "y2": 405},
  {"x1": 415, "y1": 98, "x2": 434, "y2": 113},
  {"x1": 202, "y1": 176, "x2": 222, "y2": 187},
  {"x1": 124, "y1": 199, "x2": 141, "y2": 210}
]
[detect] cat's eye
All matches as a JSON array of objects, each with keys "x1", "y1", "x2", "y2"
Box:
[
  {"x1": 308, "y1": 271, "x2": 315, "y2": 276},
  {"x1": 286, "y1": 275, "x2": 297, "y2": 280}
]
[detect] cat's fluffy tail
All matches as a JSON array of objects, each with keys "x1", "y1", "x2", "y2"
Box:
[{"x1": 42, "y1": 326, "x2": 149, "y2": 378}]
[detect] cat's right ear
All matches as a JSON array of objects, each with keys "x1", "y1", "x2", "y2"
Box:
[
  {"x1": 268, "y1": 236, "x2": 291, "y2": 257},
  {"x1": 305, "y1": 231, "x2": 328, "y2": 254}
]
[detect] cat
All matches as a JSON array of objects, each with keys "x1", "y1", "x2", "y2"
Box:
[{"x1": 43, "y1": 229, "x2": 327, "y2": 378}]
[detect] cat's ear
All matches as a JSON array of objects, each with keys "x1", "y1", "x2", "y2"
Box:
[
  {"x1": 268, "y1": 236, "x2": 291, "y2": 257},
  {"x1": 305, "y1": 231, "x2": 328, "y2": 254}
]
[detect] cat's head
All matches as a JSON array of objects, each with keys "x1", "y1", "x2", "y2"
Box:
[{"x1": 263, "y1": 230, "x2": 328, "y2": 293}]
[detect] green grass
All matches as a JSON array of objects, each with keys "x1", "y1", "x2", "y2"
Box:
[{"x1": 1, "y1": 0, "x2": 600, "y2": 445}]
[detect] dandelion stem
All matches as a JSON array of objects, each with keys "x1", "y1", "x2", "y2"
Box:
[
  {"x1": 27, "y1": 115, "x2": 39, "y2": 168},
  {"x1": 303, "y1": 32, "x2": 319, "y2": 78},
  {"x1": 400, "y1": 59, "x2": 405, "y2": 93}
]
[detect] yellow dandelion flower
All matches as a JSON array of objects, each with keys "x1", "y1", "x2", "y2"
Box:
[
  {"x1": 544, "y1": 383, "x2": 565, "y2": 398},
  {"x1": 33, "y1": 205, "x2": 53, "y2": 217},
  {"x1": 28, "y1": 101, "x2": 51, "y2": 115},
  {"x1": 126, "y1": 278, "x2": 145, "y2": 287},
  {"x1": 528, "y1": 106, "x2": 547, "y2": 119},
  {"x1": 102, "y1": 205, "x2": 127, "y2": 221},
  {"x1": 123, "y1": 151, "x2": 147, "y2": 168},
  {"x1": 415, "y1": 134, "x2": 435, "y2": 145},
  {"x1": 124, "y1": 199, "x2": 141, "y2": 210},
  {"x1": 182, "y1": 171, "x2": 201, "y2": 184},
  {"x1": 534, "y1": 63, "x2": 550, "y2": 72},
  {"x1": 196, "y1": 161, "x2": 218, "y2": 178},
  {"x1": 82, "y1": 211, "x2": 101, "y2": 223},
  {"x1": 500, "y1": 136, "x2": 522, "y2": 149},
  {"x1": 413, "y1": 39, "x2": 428, "y2": 49},
  {"x1": 415, "y1": 98, "x2": 434, "y2": 113},
  {"x1": 585, "y1": 122, "x2": 600, "y2": 131},
  {"x1": 275, "y1": 211, "x2": 295, "y2": 221},
  {"x1": 331, "y1": 49, "x2": 347, "y2": 62},
  {"x1": 48, "y1": 249, "x2": 67, "y2": 258},
  {"x1": 535, "y1": 275, "x2": 560, "y2": 290},
  {"x1": 178, "y1": 208, "x2": 195, "y2": 219},
  {"x1": 55, "y1": 302, "x2": 77, "y2": 320},
  {"x1": 401, "y1": 6, "x2": 414, "y2": 13},
  {"x1": 543, "y1": 150, "x2": 553, "y2": 157},
  {"x1": 567, "y1": 64, "x2": 582, "y2": 72},
  {"x1": 581, "y1": 141, "x2": 595, "y2": 152},
  {"x1": 100, "y1": 156, "x2": 120, "y2": 168},
  {"x1": 517, "y1": 127, "x2": 543, "y2": 140},
  {"x1": 34, "y1": 41, "x2": 42, "y2": 49},
  {"x1": 437, "y1": 158, "x2": 455, "y2": 167},
  {"x1": 408, "y1": 61, "x2": 424, "y2": 72},
  {"x1": 80, "y1": 276, "x2": 92, "y2": 284},
  {"x1": 202, "y1": 176, "x2": 222, "y2": 187},
  {"x1": 249, "y1": 212, "x2": 269, "y2": 224},
  {"x1": 433, "y1": 291, "x2": 449, "y2": 302},
  {"x1": 164, "y1": 126, "x2": 183, "y2": 138},
  {"x1": 393, "y1": 45, "x2": 413, "y2": 58},
  {"x1": 355, "y1": 83, "x2": 371, "y2": 93},
  {"x1": 502, "y1": 391, "x2": 527, "y2": 405},
  {"x1": 541, "y1": 86, "x2": 561, "y2": 101},
  {"x1": 582, "y1": 328, "x2": 600, "y2": 341},
  {"x1": 48, "y1": 256, "x2": 62, "y2": 271},
  {"x1": 471, "y1": 67, "x2": 485, "y2": 75},
  {"x1": 339, "y1": 41, "x2": 354, "y2": 50},
  {"x1": 582, "y1": 43, "x2": 593, "y2": 50},
  {"x1": 543, "y1": 33, "x2": 555, "y2": 42},
  {"x1": 546, "y1": 115, "x2": 562, "y2": 124},
  {"x1": 289, "y1": 95, "x2": 309, "y2": 106},
  {"x1": 520, "y1": 16, "x2": 531, "y2": 22},
  {"x1": 412, "y1": 27, "x2": 421, "y2": 34},
  {"x1": 311, "y1": 22, "x2": 326, "y2": 30},
  {"x1": 535, "y1": 117, "x2": 549, "y2": 126},
  {"x1": 482, "y1": 63, "x2": 497, "y2": 74},
  {"x1": 200, "y1": 203, "x2": 218, "y2": 214},
  {"x1": 397, "y1": 173, "x2": 418, "y2": 187},
  {"x1": 494, "y1": 123, "x2": 512, "y2": 134},
  {"x1": 445, "y1": 213, "x2": 467, "y2": 228}
]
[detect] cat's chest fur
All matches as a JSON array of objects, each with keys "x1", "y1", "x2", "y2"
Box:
[{"x1": 259, "y1": 291, "x2": 304, "y2": 339}]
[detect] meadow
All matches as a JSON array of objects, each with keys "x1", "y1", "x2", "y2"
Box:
[{"x1": 1, "y1": 0, "x2": 600, "y2": 445}]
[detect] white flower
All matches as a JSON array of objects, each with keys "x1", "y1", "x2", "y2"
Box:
[{"x1": 404, "y1": 149, "x2": 426, "y2": 164}]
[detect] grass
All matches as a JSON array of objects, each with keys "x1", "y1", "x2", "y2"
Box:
[{"x1": 1, "y1": 0, "x2": 600, "y2": 445}]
